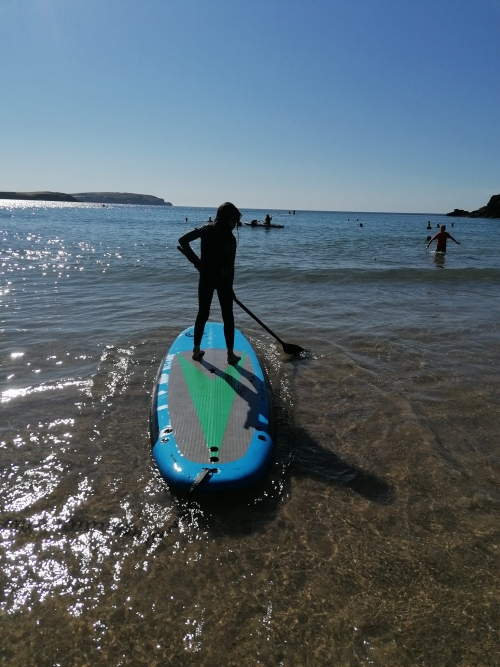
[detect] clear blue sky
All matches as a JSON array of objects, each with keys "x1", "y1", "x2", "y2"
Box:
[{"x1": 1, "y1": 0, "x2": 499, "y2": 212}]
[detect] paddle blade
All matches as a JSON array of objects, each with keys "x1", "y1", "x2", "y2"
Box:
[{"x1": 282, "y1": 342, "x2": 307, "y2": 357}]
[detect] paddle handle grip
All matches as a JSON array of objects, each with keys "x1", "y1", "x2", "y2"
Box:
[{"x1": 177, "y1": 244, "x2": 200, "y2": 270}]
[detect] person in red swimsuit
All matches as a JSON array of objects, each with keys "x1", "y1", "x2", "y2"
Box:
[{"x1": 426, "y1": 225, "x2": 460, "y2": 253}]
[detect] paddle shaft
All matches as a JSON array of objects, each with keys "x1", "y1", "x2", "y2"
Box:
[
  {"x1": 177, "y1": 245, "x2": 286, "y2": 346},
  {"x1": 177, "y1": 245, "x2": 305, "y2": 354},
  {"x1": 231, "y1": 294, "x2": 286, "y2": 347}
]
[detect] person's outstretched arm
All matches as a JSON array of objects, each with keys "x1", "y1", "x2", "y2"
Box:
[
  {"x1": 178, "y1": 228, "x2": 202, "y2": 266},
  {"x1": 449, "y1": 234, "x2": 460, "y2": 245},
  {"x1": 426, "y1": 233, "x2": 438, "y2": 249}
]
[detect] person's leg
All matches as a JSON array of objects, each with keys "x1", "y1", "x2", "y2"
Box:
[
  {"x1": 217, "y1": 283, "x2": 240, "y2": 364},
  {"x1": 193, "y1": 276, "x2": 214, "y2": 360}
]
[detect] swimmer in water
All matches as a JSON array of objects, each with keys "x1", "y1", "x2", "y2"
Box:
[{"x1": 426, "y1": 225, "x2": 460, "y2": 254}]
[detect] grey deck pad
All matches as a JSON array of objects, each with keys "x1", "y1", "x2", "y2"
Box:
[{"x1": 168, "y1": 349, "x2": 259, "y2": 463}]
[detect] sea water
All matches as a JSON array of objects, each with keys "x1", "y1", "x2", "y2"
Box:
[{"x1": 1, "y1": 201, "x2": 499, "y2": 666}]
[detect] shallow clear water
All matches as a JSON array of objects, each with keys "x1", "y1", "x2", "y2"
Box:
[{"x1": 1, "y1": 201, "x2": 500, "y2": 665}]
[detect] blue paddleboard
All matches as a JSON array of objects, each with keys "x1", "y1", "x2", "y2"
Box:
[{"x1": 150, "y1": 323, "x2": 275, "y2": 492}]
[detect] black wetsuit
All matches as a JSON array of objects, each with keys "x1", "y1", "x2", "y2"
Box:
[{"x1": 178, "y1": 224, "x2": 237, "y2": 348}]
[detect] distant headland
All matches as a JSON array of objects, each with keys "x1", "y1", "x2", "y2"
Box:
[
  {"x1": 0, "y1": 191, "x2": 172, "y2": 206},
  {"x1": 447, "y1": 194, "x2": 500, "y2": 219}
]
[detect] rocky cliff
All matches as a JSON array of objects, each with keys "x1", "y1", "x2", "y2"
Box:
[
  {"x1": 71, "y1": 192, "x2": 172, "y2": 205},
  {"x1": 0, "y1": 191, "x2": 172, "y2": 206},
  {"x1": 447, "y1": 194, "x2": 500, "y2": 219},
  {"x1": 0, "y1": 191, "x2": 78, "y2": 202}
]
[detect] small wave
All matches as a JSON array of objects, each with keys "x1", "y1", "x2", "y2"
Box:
[{"x1": 238, "y1": 266, "x2": 500, "y2": 285}]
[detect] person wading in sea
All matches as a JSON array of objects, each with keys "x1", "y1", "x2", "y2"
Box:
[
  {"x1": 178, "y1": 202, "x2": 242, "y2": 364},
  {"x1": 426, "y1": 224, "x2": 460, "y2": 253}
]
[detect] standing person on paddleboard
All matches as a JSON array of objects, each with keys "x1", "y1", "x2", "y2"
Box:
[
  {"x1": 178, "y1": 202, "x2": 242, "y2": 365},
  {"x1": 426, "y1": 224, "x2": 460, "y2": 254}
]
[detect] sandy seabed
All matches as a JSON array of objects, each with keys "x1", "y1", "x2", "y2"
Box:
[{"x1": 1, "y1": 324, "x2": 499, "y2": 667}]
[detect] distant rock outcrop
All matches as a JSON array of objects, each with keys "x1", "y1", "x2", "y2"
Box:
[
  {"x1": 447, "y1": 194, "x2": 500, "y2": 219},
  {"x1": 0, "y1": 191, "x2": 172, "y2": 206},
  {"x1": 0, "y1": 191, "x2": 78, "y2": 202},
  {"x1": 71, "y1": 192, "x2": 172, "y2": 206},
  {"x1": 446, "y1": 208, "x2": 470, "y2": 217}
]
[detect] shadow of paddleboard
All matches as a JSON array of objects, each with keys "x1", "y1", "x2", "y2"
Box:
[{"x1": 291, "y1": 426, "x2": 394, "y2": 505}]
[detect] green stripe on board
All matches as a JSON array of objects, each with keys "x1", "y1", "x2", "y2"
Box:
[{"x1": 177, "y1": 353, "x2": 246, "y2": 453}]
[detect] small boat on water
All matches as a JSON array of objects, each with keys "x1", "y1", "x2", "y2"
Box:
[{"x1": 244, "y1": 220, "x2": 285, "y2": 229}]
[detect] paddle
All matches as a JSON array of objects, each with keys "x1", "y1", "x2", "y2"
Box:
[{"x1": 177, "y1": 245, "x2": 306, "y2": 357}]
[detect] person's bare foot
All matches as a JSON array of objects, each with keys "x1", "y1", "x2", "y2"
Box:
[
  {"x1": 227, "y1": 352, "x2": 241, "y2": 365},
  {"x1": 192, "y1": 348, "x2": 205, "y2": 362}
]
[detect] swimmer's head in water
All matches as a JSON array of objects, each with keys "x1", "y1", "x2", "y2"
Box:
[{"x1": 215, "y1": 202, "x2": 242, "y2": 230}]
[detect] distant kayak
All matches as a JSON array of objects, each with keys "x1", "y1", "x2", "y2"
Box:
[{"x1": 244, "y1": 221, "x2": 285, "y2": 229}]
